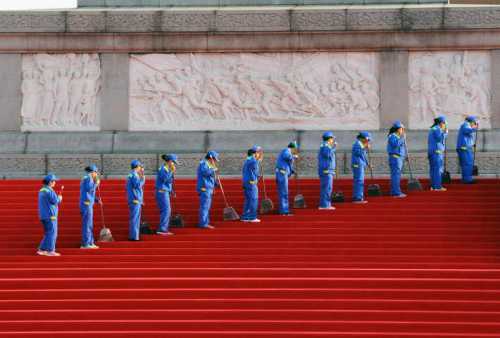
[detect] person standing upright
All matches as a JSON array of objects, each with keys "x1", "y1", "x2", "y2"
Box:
[
  {"x1": 352, "y1": 132, "x2": 371, "y2": 204},
  {"x1": 428, "y1": 116, "x2": 448, "y2": 191},
  {"x1": 241, "y1": 145, "x2": 262, "y2": 223},
  {"x1": 456, "y1": 115, "x2": 479, "y2": 184},
  {"x1": 275, "y1": 142, "x2": 298, "y2": 216},
  {"x1": 318, "y1": 132, "x2": 336, "y2": 210},
  {"x1": 197, "y1": 151, "x2": 219, "y2": 229},
  {"x1": 127, "y1": 160, "x2": 145, "y2": 241},
  {"x1": 37, "y1": 173, "x2": 63, "y2": 256},
  {"x1": 80, "y1": 164, "x2": 100, "y2": 249},
  {"x1": 387, "y1": 121, "x2": 407, "y2": 198},
  {"x1": 155, "y1": 154, "x2": 178, "y2": 236}
]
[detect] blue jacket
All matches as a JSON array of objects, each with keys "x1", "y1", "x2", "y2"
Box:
[
  {"x1": 456, "y1": 121, "x2": 477, "y2": 151},
  {"x1": 317, "y1": 141, "x2": 336, "y2": 176},
  {"x1": 38, "y1": 185, "x2": 61, "y2": 221},
  {"x1": 387, "y1": 133, "x2": 406, "y2": 159},
  {"x1": 155, "y1": 165, "x2": 174, "y2": 192},
  {"x1": 352, "y1": 140, "x2": 368, "y2": 168},
  {"x1": 79, "y1": 175, "x2": 98, "y2": 208},
  {"x1": 126, "y1": 170, "x2": 145, "y2": 205},
  {"x1": 196, "y1": 160, "x2": 217, "y2": 193},
  {"x1": 428, "y1": 125, "x2": 447, "y2": 156},
  {"x1": 242, "y1": 156, "x2": 260, "y2": 188},
  {"x1": 275, "y1": 148, "x2": 295, "y2": 177}
]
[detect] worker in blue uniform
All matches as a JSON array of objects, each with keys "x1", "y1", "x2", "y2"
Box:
[
  {"x1": 80, "y1": 164, "x2": 100, "y2": 249},
  {"x1": 275, "y1": 141, "x2": 298, "y2": 216},
  {"x1": 37, "y1": 173, "x2": 63, "y2": 256},
  {"x1": 155, "y1": 154, "x2": 178, "y2": 236},
  {"x1": 317, "y1": 132, "x2": 336, "y2": 210},
  {"x1": 428, "y1": 116, "x2": 448, "y2": 191},
  {"x1": 387, "y1": 121, "x2": 407, "y2": 198},
  {"x1": 241, "y1": 145, "x2": 262, "y2": 222},
  {"x1": 127, "y1": 159, "x2": 145, "y2": 241},
  {"x1": 456, "y1": 115, "x2": 478, "y2": 184},
  {"x1": 352, "y1": 131, "x2": 371, "y2": 204},
  {"x1": 197, "y1": 151, "x2": 219, "y2": 229}
]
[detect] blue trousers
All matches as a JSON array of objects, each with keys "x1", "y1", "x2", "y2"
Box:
[
  {"x1": 128, "y1": 203, "x2": 142, "y2": 240},
  {"x1": 352, "y1": 166, "x2": 365, "y2": 201},
  {"x1": 319, "y1": 174, "x2": 333, "y2": 208},
  {"x1": 457, "y1": 149, "x2": 474, "y2": 183},
  {"x1": 198, "y1": 190, "x2": 213, "y2": 228},
  {"x1": 242, "y1": 185, "x2": 259, "y2": 220},
  {"x1": 39, "y1": 218, "x2": 57, "y2": 252},
  {"x1": 275, "y1": 172, "x2": 289, "y2": 214},
  {"x1": 429, "y1": 153, "x2": 444, "y2": 189},
  {"x1": 80, "y1": 205, "x2": 95, "y2": 247},
  {"x1": 389, "y1": 156, "x2": 404, "y2": 196},
  {"x1": 155, "y1": 191, "x2": 171, "y2": 233}
]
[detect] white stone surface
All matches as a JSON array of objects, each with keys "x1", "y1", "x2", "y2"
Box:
[
  {"x1": 21, "y1": 54, "x2": 101, "y2": 131},
  {"x1": 129, "y1": 53, "x2": 380, "y2": 131},
  {"x1": 409, "y1": 51, "x2": 491, "y2": 130}
]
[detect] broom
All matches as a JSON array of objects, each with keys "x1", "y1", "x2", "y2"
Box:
[
  {"x1": 97, "y1": 186, "x2": 113, "y2": 242},
  {"x1": 259, "y1": 162, "x2": 274, "y2": 214},
  {"x1": 403, "y1": 136, "x2": 423, "y2": 191},
  {"x1": 367, "y1": 148, "x2": 382, "y2": 196},
  {"x1": 216, "y1": 174, "x2": 240, "y2": 221},
  {"x1": 169, "y1": 176, "x2": 185, "y2": 227},
  {"x1": 472, "y1": 122, "x2": 479, "y2": 176},
  {"x1": 442, "y1": 136, "x2": 451, "y2": 184},
  {"x1": 292, "y1": 154, "x2": 306, "y2": 209}
]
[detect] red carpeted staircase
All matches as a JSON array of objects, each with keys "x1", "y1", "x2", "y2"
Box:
[{"x1": 0, "y1": 177, "x2": 499, "y2": 337}]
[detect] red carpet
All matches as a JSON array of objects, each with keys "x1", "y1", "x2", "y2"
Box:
[{"x1": 0, "y1": 178, "x2": 499, "y2": 337}]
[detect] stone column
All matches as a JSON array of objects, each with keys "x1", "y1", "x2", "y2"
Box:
[
  {"x1": 379, "y1": 51, "x2": 409, "y2": 129},
  {"x1": 0, "y1": 54, "x2": 22, "y2": 131},
  {"x1": 100, "y1": 54, "x2": 129, "y2": 131}
]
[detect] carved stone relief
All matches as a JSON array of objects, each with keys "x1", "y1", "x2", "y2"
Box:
[
  {"x1": 409, "y1": 51, "x2": 491, "y2": 129},
  {"x1": 130, "y1": 53, "x2": 380, "y2": 131},
  {"x1": 21, "y1": 54, "x2": 101, "y2": 131}
]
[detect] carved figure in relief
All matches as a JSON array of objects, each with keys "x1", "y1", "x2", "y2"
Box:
[{"x1": 21, "y1": 54, "x2": 101, "y2": 130}]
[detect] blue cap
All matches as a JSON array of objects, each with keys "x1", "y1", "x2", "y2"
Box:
[
  {"x1": 206, "y1": 150, "x2": 219, "y2": 161},
  {"x1": 288, "y1": 141, "x2": 298, "y2": 148},
  {"x1": 435, "y1": 116, "x2": 446, "y2": 124},
  {"x1": 392, "y1": 120, "x2": 404, "y2": 129},
  {"x1": 85, "y1": 164, "x2": 98, "y2": 173},
  {"x1": 130, "y1": 159, "x2": 143, "y2": 169},
  {"x1": 359, "y1": 131, "x2": 371, "y2": 140},
  {"x1": 322, "y1": 131, "x2": 334, "y2": 140},
  {"x1": 251, "y1": 145, "x2": 262, "y2": 152},
  {"x1": 43, "y1": 173, "x2": 58, "y2": 184},
  {"x1": 466, "y1": 115, "x2": 477, "y2": 123},
  {"x1": 162, "y1": 154, "x2": 178, "y2": 164}
]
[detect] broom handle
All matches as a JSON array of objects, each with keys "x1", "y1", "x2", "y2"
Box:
[
  {"x1": 259, "y1": 162, "x2": 269, "y2": 199},
  {"x1": 294, "y1": 154, "x2": 300, "y2": 194},
  {"x1": 473, "y1": 123, "x2": 479, "y2": 167},
  {"x1": 97, "y1": 187, "x2": 107, "y2": 230},
  {"x1": 444, "y1": 134, "x2": 448, "y2": 172},
  {"x1": 403, "y1": 136, "x2": 415, "y2": 180},
  {"x1": 216, "y1": 174, "x2": 230, "y2": 208},
  {"x1": 367, "y1": 148, "x2": 375, "y2": 180},
  {"x1": 171, "y1": 175, "x2": 176, "y2": 213}
]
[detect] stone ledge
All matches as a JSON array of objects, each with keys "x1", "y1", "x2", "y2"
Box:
[{"x1": 1, "y1": 6, "x2": 499, "y2": 33}]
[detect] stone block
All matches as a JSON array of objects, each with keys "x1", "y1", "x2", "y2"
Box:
[
  {"x1": 474, "y1": 152, "x2": 500, "y2": 175},
  {"x1": 0, "y1": 54, "x2": 22, "y2": 132},
  {"x1": 0, "y1": 12, "x2": 65, "y2": 33},
  {"x1": 100, "y1": 54, "x2": 129, "y2": 131},
  {"x1": 67, "y1": 11, "x2": 106, "y2": 32},
  {"x1": 0, "y1": 154, "x2": 46, "y2": 177},
  {"x1": 380, "y1": 51, "x2": 409, "y2": 128},
  {"x1": 401, "y1": 7, "x2": 443, "y2": 31},
  {"x1": 26, "y1": 133, "x2": 114, "y2": 154},
  {"x1": 347, "y1": 8, "x2": 402, "y2": 31},
  {"x1": 103, "y1": 154, "x2": 158, "y2": 176},
  {"x1": 208, "y1": 131, "x2": 298, "y2": 153},
  {"x1": 0, "y1": 133, "x2": 26, "y2": 153},
  {"x1": 483, "y1": 130, "x2": 500, "y2": 152},
  {"x1": 47, "y1": 154, "x2": 102, "y2": 176},
  {"x1": 79, "y1": 0, "x2": 106, "y2": 6},
  {"x1": 215, "y1": 9, "x2": 290, "y2": 32},
  {"x1": 291, "y1": 8, "x2": 346, "y2": 31},
  {"x1": 106, "y1": 11, "x2": 159, "y2": 32},
  {"x1": 113, "y1": 132, "x2": 207, "y2": 153},
  {"x1": 161, "y1": 0, "x2": 218, "y2": 5},
  {"x1": 161, "y1": 10, "x2": 216, "y2": 32},
  {"x1": 490, "y1": 50, "x2": 500, "y2": 129},
  {"x1": 444, "y1": 7, "x2": 500, "y2": 30}
]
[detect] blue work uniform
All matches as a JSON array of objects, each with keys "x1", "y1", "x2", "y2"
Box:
[
  {"x1": 428, "y1": 125, "x2": 447, "y2": 189},
  {"x1": 126, "y1": 171, "x2": 145, "y2": 240},
  {"x1": 456, "y1": 121, "x2": 477, "y2": 183},
  {"x1": 196, "y1": 160, "x2": 217, "y2": 228},
  {"x1": 317, "y1": 141, "x2": 336, "y2": 208},
  {"x1": 38, "y1": 186, "x2": 62, "y2": 252},
  {"x1": 79, "y1": 175, "x2": 98, "y2": 247},
  {"x1": 155, "y1": 165, "x2": 174, "y2": 233},
  {"x1": 275, "y1": 148, "x2": 295, "y2": 214},
  {"x1": 352, "y1": 140, "x2": 369, "y2": 201},
  {"x1": 387, "y1": 133, "x2": 406, "y2": 196},
  {"x1": 241, "y1": 156, "x2": 260, "y2": 221}
]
